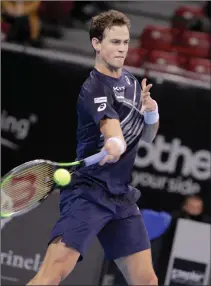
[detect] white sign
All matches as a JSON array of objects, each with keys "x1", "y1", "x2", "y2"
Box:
[{"x1": 165, "y1": 219, "x2": 210, "y2": 285}]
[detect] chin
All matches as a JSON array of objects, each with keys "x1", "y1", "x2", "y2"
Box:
[{"x1": 109, "y1": 63, "x2": 124, "y2": 70}]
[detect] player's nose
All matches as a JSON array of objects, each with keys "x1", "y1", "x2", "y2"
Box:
[{"x1": 118, "y1": 43, "x2": 127, "y2": 53}]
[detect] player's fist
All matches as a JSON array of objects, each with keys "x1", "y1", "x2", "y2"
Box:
[
  {"x1": 140, "y1": 78, "x2": 157, "y2": 113},
  {"x1": 99, "y1": 138, "x2": 124, "y2": 165}
]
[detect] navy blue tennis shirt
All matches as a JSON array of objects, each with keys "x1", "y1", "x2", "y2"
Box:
[{"x1": 76, "y1": 68, "x2": 144, "y2": 195}]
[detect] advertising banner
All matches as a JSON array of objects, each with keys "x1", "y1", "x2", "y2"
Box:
[
  {"x1": 131, "y1": 82, "x2": 211, "y2": 213},
  {"x1": 1, "y1": 50, "x2": 89, "y2": 175},
  {"x1": 165, "y1": 219, "x2": 210, "y2": 286},
  {"x1": 1, "y1": 193, "x2": 59, "y2": 285},
  {"x1": 169, "y1": 258, "x2": 207, "y2": 286},
  {"x1": 1, "y1": 191, "x2": 104, "y2": 285}
]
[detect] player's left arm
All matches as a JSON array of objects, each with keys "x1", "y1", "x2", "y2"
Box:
[
  {"x1": 140, "y1": 78, "x2": 159, "y2": 143},
  {"x1": 141, "y1": 120, "x2": 159, "y2": 143}
]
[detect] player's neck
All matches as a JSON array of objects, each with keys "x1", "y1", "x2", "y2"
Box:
[{"x1": 94, "y1": 62, "x2": 122, "y2": 79}]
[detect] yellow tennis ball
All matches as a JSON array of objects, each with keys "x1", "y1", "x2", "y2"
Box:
[{"x1": 53, "y1": 169, "x2": 71, "y2": 186}]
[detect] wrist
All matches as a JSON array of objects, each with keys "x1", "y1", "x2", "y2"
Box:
[
  {"x1": 143, "y1": 100, "x2": 159, "y2": 124},
  {"x1": 106, "y1": 137, "x2": 126, "y2": 155}
]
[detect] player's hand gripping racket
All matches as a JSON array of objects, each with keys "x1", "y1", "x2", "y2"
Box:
[{"x1": 1, "y1": 150, "x2": 107, "y2": 219}]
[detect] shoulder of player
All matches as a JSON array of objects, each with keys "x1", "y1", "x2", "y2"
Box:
[{"x1": 79, "y1": 74, "x2": 108, "y2": 101}]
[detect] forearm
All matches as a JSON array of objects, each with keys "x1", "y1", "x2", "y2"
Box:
[
  {"x1": 140, "y1": 100, "x2": 159, "y2": 143},
  {"x1": 140, "y1": 121, "x2": 159, "y2": 143},
  {"x1": 100, "y1": 118, "x2": 126, "y2": 149},
  {"x1": 99, "y1": 118, "x2": 126, "y2": 165}
]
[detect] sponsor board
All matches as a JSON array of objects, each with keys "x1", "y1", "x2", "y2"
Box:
[
  {"x1": 1, "y1": 110, "x2": 38, "y2": 150},
  {"x1": 132, "y1": 135, "x2": 211, "y2": 196},
  {"x1": 169, "y1": 258, "x2": 206, "y2": 286}
]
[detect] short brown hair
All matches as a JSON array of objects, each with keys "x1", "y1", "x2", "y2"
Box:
[{"x1": 89, "y1": 10, "x2": 131, "y2": 42}]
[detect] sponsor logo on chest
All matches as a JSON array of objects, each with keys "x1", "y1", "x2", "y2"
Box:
[
  {"x1": 113, "y1": 86, "x2": 125, "y2": 101},
  {"x1": 113, "y1": 86, "x2": 138, "y2": 107}
]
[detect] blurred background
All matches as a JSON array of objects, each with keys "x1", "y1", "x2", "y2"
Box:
[{"x1": 1, "y1": 1, "x2": 211, "y2": 285}]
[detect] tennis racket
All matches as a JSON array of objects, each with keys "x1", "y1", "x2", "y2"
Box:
[{"x1": 1, "y1": 150, "x2": 107, "y2": 219}]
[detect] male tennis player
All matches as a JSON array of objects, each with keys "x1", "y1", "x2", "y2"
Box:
[{"x1": 28, "y1": 10, "x2": 159, "y2": 285}]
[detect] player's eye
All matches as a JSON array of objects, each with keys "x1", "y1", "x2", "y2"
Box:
[
  {"x1": 112, "y1": 40, "x2": 120, "y2": 44},
  {"x1": 111, "y1": 40, "x2": 130, "y2": 45}
]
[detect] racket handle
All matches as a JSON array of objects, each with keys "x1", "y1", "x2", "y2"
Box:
[{"x1": 84, "y1": 150, "x2": 108, "y2": 166}]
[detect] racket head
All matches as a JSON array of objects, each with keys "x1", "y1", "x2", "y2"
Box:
[
  {"x1": 0, "y1": 151, "x2": 106, "y2": 219},
  {"x1": 1, "y1": 160, "x2": 56, "y2": 218}
]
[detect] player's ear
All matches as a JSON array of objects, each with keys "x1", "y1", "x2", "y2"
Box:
[{"x1": 92, "y1": 37, "x2": 101, "y2": 53}]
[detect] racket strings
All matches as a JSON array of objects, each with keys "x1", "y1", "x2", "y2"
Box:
[{"x1": 1, "y1": 163, "x2": 55, "y2": 215}]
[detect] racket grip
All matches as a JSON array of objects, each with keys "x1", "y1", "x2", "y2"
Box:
[{"x1": 84, "y1": 150, "x2": 108, "y2": 166}]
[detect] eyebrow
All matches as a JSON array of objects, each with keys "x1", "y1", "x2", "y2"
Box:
[{"x1": 110, "y1": 39, "x2": 130, "y2": 41}]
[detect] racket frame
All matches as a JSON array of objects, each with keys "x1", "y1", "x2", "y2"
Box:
[{"x1": 1, "y1": 150, "x2": 107, "y2": 218}]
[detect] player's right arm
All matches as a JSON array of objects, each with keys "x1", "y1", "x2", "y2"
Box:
[
  {"x1": 81, "y1": 83, "x2": 126, "y2": 165},
  {"x1": 99, "y1": 118, "x2": 126, "y2": 165}
]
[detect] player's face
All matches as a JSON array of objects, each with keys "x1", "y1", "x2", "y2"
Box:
[{"x1": 99, "y1": 25, "x2": 130, "y2": 69}]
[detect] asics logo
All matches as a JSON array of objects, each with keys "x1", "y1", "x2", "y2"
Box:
[{"x1": 97, "y1": 103, "x2": 106, "y2": 112}]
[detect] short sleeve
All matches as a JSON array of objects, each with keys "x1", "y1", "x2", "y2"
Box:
[{"x1": 81, "y1": 84, "x2": 119, "y2": 125}]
